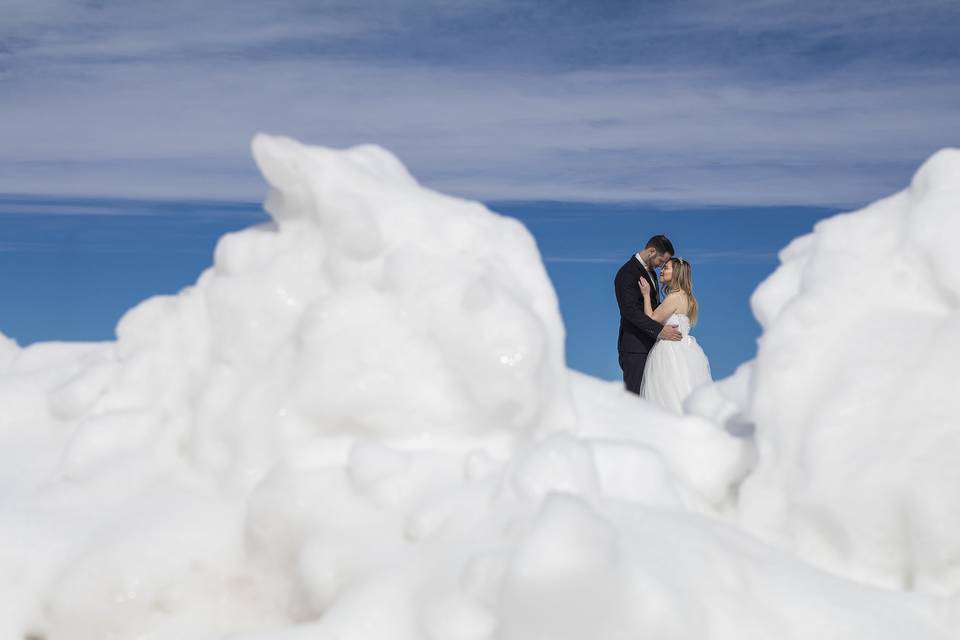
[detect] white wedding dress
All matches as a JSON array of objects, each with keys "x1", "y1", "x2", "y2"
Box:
[{"x1": 640, "y1": 313, "x2": 712, "y2": 413}]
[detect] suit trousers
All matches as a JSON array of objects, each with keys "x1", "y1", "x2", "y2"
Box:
[{"x1": 619, "y1": 352, "x2": 648, "y2": 395}]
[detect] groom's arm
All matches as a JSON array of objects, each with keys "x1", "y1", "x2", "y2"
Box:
[{"x1": 615, "y1": 269, "x2": 664, "y2": 340}]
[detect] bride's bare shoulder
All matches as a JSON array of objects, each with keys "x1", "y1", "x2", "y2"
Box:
[{"x1": 664, "y1": 291, "x2": 689, "y2": 313}]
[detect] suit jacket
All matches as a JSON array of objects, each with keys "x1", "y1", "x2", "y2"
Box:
[{"x1": 615, "y1": 255, "x2": 663, "y2": 355}]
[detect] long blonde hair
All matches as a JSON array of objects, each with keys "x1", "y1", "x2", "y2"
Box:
[{"x1": 665, "y1": 257, "x2": 698, "y2": 324}]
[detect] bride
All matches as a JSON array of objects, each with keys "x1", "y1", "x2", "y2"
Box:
[{"x1": 637, "y1": 257, "x2": 712, "y2": 413}]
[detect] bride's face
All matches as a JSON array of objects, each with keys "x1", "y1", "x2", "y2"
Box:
[{"x1": 659, "y1": 260, "x2": 673, "y2": 284}]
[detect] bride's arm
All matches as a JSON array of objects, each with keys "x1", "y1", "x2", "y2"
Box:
[
  {"x1": 634, "y1": 279, "x2": 684, "y2": 342},
  {"x1": 639, "y1": 280, "x2": 681, "y2": 324},
  {"x1": 638, "y1": 278, "x2": 655, "y2": 318},
  {"x1": 650, "y1": 293, "x2": 681, "y2": 324}
]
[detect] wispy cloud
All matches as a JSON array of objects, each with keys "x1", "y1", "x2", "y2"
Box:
[
  {"x1": 0, "y1": 194, "x2": 262, "y2": 217},
  {"x1": 543, "y1": 256, "x2": 623, "y2": 264},
  {"x1": 543, "y1": 250, "x2": 778, "y2": 265},
  {"x1": 0, "y1": 240, "x2": 61, "y2": 253},
  {"x1": 682, "y1": 250, "x2": 779, "y2": 265},
  {"x1": 1, "y1": 0, "x2": 958, "y2": 206}
]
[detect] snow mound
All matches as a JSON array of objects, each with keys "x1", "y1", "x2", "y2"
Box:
[
  {"x1": 110, "y1": 134, "x2": 575, "y2": 476},
  {"x1": 700, "y1": 148, "x2": 960, "y2": 595}
]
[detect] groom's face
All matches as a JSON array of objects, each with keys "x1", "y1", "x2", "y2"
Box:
[{"x1": 651, "y1": 251, "x2": 672, "y2": 268}]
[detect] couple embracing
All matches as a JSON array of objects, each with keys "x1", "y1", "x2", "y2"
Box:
[{"x1": 614, "y1": 235, "x2": 711, "y2": 413}]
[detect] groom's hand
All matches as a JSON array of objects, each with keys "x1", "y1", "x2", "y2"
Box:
[{"x1": 659, "y1": 324, "x2": 682, "y2": 341}]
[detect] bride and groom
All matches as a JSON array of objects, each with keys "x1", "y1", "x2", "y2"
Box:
[{"x1": 614, "y1": 234, "x2": 711, "y2": 413}]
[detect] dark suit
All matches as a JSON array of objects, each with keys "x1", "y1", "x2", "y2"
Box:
[{"x1": 614, "y1": 255, "x2": 663, "y2": 394}]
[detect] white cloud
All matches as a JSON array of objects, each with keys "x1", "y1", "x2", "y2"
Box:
[{"x1": 0, "y1": 1, "x2": 957, "y2": 206}]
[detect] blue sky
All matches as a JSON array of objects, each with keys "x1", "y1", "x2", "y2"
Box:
[
  {"x1": 1, "y1": 1, "x2": 958, "y2": 379},
  {"x1": 0, "y1": 195, "x2": 828, "y2": 379}
]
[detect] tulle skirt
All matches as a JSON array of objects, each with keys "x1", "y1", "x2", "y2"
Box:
[{"x1": 640, "y1": 336, "x2": 712, "y2": 414}]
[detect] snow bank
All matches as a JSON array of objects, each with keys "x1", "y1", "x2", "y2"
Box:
[
  {"x1": 0, "y1": 136, "x2": 958, "y2": 639},
  {"x1": 700, "y1": 148, "x2": 960, "y2": 596}
]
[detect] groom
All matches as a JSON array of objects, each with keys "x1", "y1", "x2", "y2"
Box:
[{"x1": 614, "y1": 234, "x2": 682, "y2": 394}]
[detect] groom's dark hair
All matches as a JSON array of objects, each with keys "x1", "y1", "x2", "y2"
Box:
[{"x1": 645, "y1": 235, "x2": 674, "y2": 256}]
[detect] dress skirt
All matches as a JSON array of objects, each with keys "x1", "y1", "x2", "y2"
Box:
[{"x1": 640, "y1": 336, "x2": 712, "y2": 413}]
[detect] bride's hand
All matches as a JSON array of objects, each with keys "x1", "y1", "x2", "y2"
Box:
[{"x1": 638, "y1": 278, "x2": 650, "y2": 297}]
